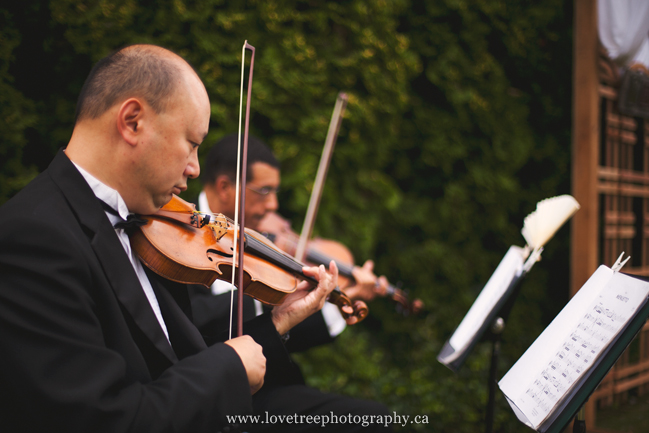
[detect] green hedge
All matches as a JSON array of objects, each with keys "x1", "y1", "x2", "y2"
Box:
[{"x1": 1, "y1": 1, "x2": 573, "y2": 431}]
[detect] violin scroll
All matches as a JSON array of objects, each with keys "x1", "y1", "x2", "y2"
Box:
[
  {"x1": 329, "y1": 288, "x2": 368, "y2": 322},
  {"x1": 387, "y1": 285, "x2": 424, "y2": 316}
]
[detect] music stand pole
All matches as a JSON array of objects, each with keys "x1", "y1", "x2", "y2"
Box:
[
  {"x1": 484, "y1": 257, "x2": 533, "y2": 433},
  {"x1": 572, "y1": 406, "x2": 586, "y2": 433},
  {"x1": 486, "y1": 317, "x2": 505, "y2": 433}
]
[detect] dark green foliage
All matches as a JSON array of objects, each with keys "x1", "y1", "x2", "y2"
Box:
[
  {"x1": 1, "y1": 0, "x2": 573, "y2": 431},
  {"x1": 0, "y1": 9, "x2": 38, "y2": 199}
]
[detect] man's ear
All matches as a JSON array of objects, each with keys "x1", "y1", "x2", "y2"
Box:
[
  {"x1": 117, "y1": 98, "x2": 144, "y2": 146},
  {"x1": 214, "y1": 175, "x2": 234, "y2": 200}
]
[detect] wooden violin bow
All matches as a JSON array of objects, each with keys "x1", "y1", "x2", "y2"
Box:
[
  {"x1": 231, "y1": 40, "x2": 256, "y2": 338},
  {"x1": 294, "y1": 92, "x2": 348, "y2": 262}
]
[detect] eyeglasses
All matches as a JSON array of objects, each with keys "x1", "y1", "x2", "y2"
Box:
[{"x1": 246, "y1": 185, "x2": 280, "y2": 196}]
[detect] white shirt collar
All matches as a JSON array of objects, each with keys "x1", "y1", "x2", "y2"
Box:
[
  {"x1": 72, "y1": 162, "x2": 130, "y2": 221},
  {"x1": 198, "y1": 190, "x2": 212, "y2": 215}
]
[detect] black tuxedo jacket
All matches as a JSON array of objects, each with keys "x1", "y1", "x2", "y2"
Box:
[
  {"x1": 190, "y1": 286, "x2": 337, "y2": 389},
  {"x1": 0, "y1": 151, "x2": 290, "y2": 432},
  {"x1": 190, "y1": 288, "x2": 337, "y2": 355}
]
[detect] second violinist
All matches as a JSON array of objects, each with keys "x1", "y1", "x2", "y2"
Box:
[{"x1": 190, "y1": 133, "x2": 392, "y2": 432}]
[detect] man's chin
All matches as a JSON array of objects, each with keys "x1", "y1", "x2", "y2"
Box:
[
  {"x1": 245, "y1": 216, "x2": 264, "y2": 232},
  {"x1": 153, "y1": 193, "x2": 174, "y2": 211}
]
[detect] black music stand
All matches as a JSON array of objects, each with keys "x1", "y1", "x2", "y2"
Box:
[
  {"x1": 437, "y1": 246, "x2": 541, "y2": 433},
  {"x1": 439, "y1": 194, "x2": 579, "y2": 432}
]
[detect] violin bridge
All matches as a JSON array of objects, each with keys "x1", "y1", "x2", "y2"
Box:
[{"x1": 208, "y1": 215, "x2": 229, "y2": 241}]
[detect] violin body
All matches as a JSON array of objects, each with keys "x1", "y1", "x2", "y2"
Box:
[{"x1": 130, "y1": 195, "x2": 298, "y2": 305}]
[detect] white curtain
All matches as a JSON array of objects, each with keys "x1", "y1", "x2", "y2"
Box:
[{"x1": 598, "y1": 0, "x2": 649, "y2": 68}]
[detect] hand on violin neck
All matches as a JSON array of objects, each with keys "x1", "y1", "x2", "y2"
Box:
[
  {"x1": 344, "y1": 300, "x2": 369, "y2": 325},
  {"x1": 344, "y1": 260, "x2": 388, "y2": 302},
  {"x1": 270, "y1": 261, "x2": 339, "y2": 336},
  {"x1": 370, "y1": 275, "x2": 391, "y2": 303}
]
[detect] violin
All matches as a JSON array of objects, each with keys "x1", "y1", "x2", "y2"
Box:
[
  {"x1": 258, "y1": 212, "x2": 424, "y2": 316},
  {"x1": 128, "y1": 195, "x2": 367, "y2": 321}
]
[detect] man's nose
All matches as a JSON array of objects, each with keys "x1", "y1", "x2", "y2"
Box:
[
  {"x1": 265, "y1": 192, "x2": 278, "y2": 212},
  {"x1": 186, "y1": 151, "x2": 200, "y2": 179}
]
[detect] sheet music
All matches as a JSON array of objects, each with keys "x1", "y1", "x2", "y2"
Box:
[
  {"x1": 499, "y1": 267, "x2": 649, "y2": 430},
  {"x1": 445, "y1": 246, "x2": 525, "y2": 362}
]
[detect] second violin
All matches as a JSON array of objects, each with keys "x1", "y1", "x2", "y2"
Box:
[{"x1": 258, "y1": 211, "x2": 424, "y2": 315}]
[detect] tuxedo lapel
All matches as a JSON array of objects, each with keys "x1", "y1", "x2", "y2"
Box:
[
  {"x1": 47, "y1": 150, "x2": 178, "y2": 364},
  {"x1": 148, "y1": 273, "x2": 207, "y2": 359},
  {"x1": 91, "y1": 227, "x2": 178, "y2": 363}
]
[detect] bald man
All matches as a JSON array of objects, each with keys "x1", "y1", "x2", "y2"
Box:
[{"x1": 0, "y1": 44, "x2": 340, "y2": 433}]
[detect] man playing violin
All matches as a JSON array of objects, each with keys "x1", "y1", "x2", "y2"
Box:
[
  {"x1": 191, "y1": 133, "x2": 393, "y2": 432},
  {"x1": 199, "y1": 133, "x2": 390, "y2": 303},
  {"x1": 0, "y1": 44, "x2": 346, "y2": 433}
]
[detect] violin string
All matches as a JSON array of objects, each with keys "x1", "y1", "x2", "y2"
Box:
[
  {"x1": 190, "y1": 209, "x2": 313, "y2": 271},
  {"x1": 197, "y1": 209, "x2": 392, "y2": 291}
]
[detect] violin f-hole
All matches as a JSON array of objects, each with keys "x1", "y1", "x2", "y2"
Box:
[{"x1": 206, "y1": 248, "x2": 233, "y2": 261}]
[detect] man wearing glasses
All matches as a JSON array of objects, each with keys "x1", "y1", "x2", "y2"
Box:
[
  {"x1": 199, "y1": 133, "x2": 281, "y2": 233},
  {"x1": 190, "y1": 133, "x2": 391, "y2": 432}
]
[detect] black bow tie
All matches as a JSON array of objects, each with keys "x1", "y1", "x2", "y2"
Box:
[
  {"x1": 99, "y1": 200, "x2": 148, "y2": 232},
  {"x1": 114, "y1": 214, "x2": 148, "y2": 231}
]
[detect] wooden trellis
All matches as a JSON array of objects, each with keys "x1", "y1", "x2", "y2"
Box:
[
  {"x1": 588, "y1": 48, "x2": 649, "y2": 413},
  {"x1": 572, "y1": 1, "x2": 649, "y2": 427}
]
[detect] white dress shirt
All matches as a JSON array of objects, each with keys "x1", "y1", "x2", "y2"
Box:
[{"x1": 74, "y1": 162, "x2": 170, "y2": 342}]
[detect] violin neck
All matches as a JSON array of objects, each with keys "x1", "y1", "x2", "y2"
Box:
[
  {"x1": 244, "y1": 233, "x2": 317, "y2": 285},
  {"x1": 261, "y1": 231, "x2": 357, "y2": 280},
  {"x1": 305, "y1": 248, "x2": 355, "y2": 277},
  {"x1": 384, "y1": 283, "x2": 402, "y2": 297},
  {"x1": 305, "y1": 247, "x2": 402, "y2": 298},
  {"x1": 260, "y1": 231, "x2": 405, "y2": 304}
]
